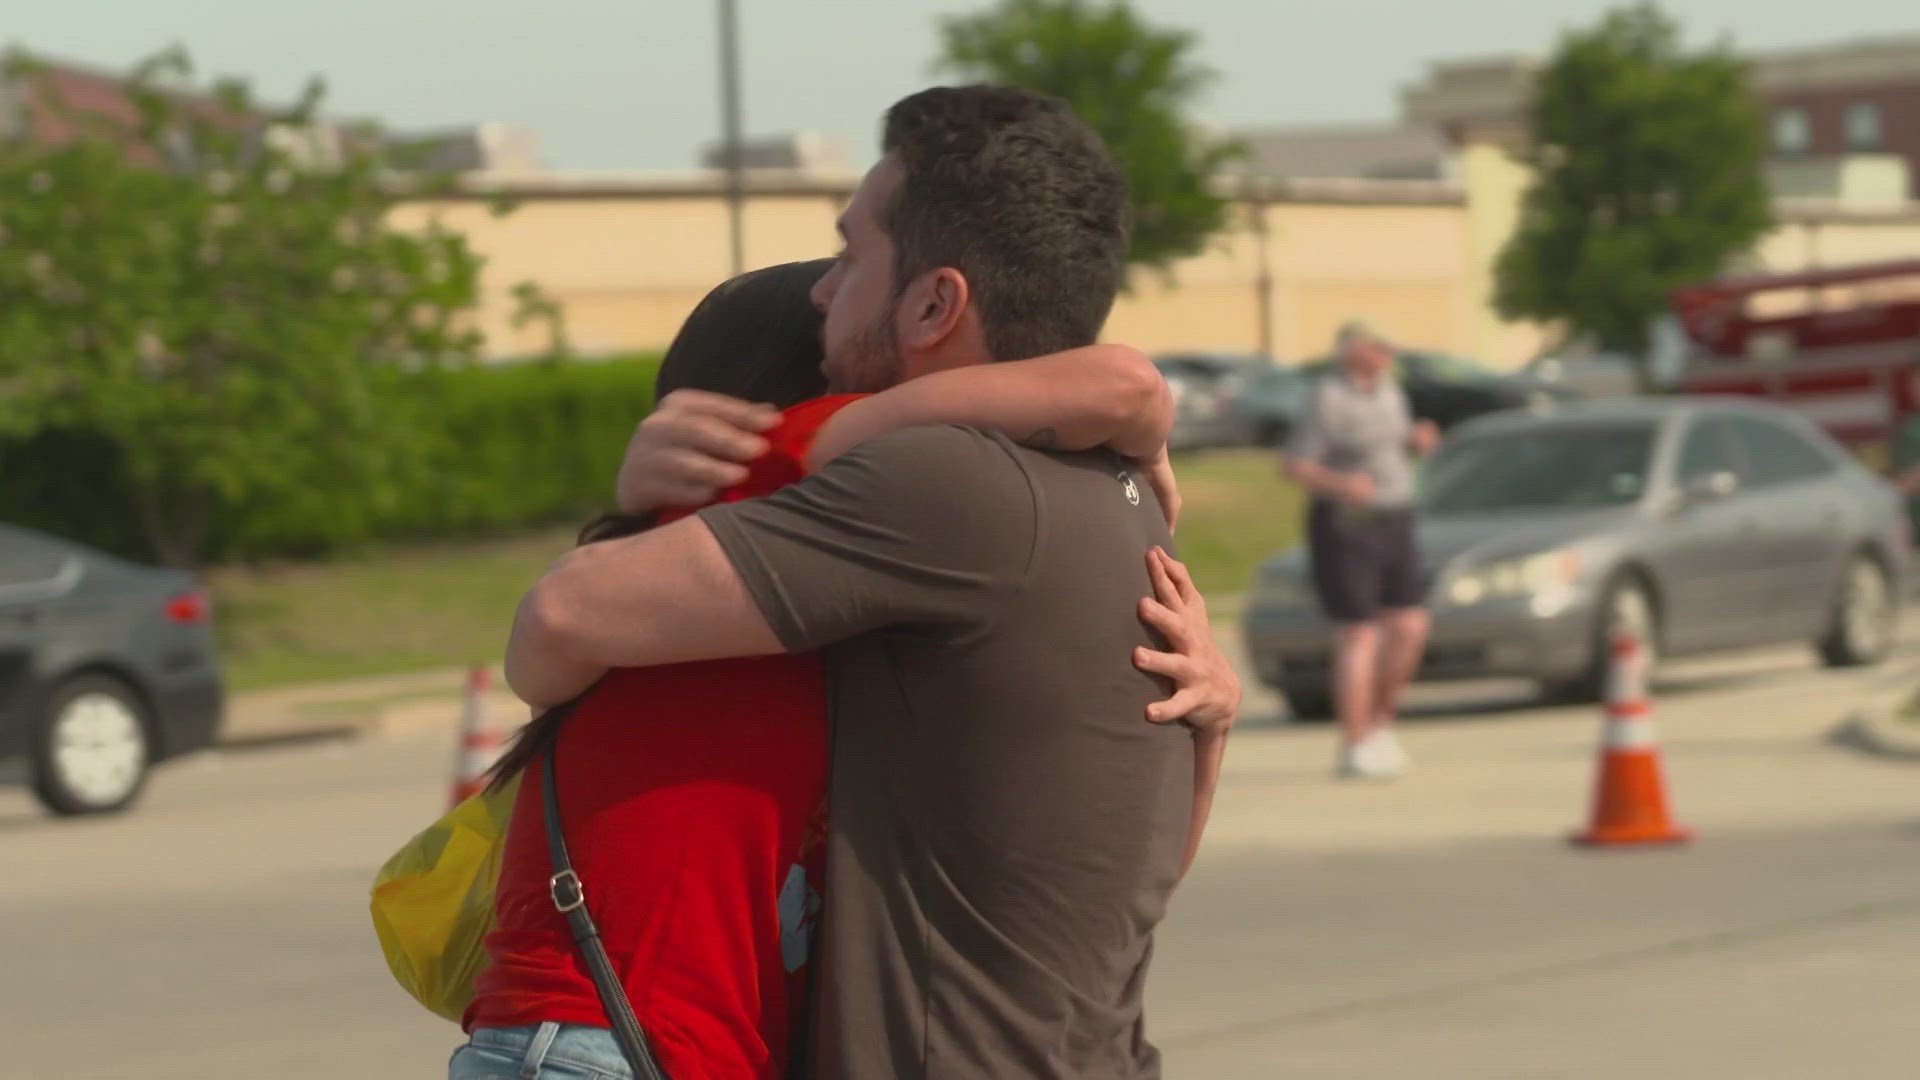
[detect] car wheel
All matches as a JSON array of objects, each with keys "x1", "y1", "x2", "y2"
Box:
[
  {"x1": 1544, "y1": 575, "x2": 1658, "y2": 704},
  {"x1": 1818, "y1": 553, "x2": 1896, "y2": 668},
  {"x1": 1281, "y1": 685, "x2": 1336, "y2": 723},
  {"x1": 30, "y1": 674, "x2": 154, "y2": 816}
]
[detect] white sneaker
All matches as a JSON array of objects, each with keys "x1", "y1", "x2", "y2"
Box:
[
  {"x1": 1337, "y1": 731, "x2": 1409, "y2": 780},
  {"x1": 1370, "y1": 729, "x2": 1411, "y2": 773}
]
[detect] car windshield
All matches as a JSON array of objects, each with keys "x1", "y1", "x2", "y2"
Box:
[{"x1": 1419, "y1": 424, "x2": 1656, "y2": 514}]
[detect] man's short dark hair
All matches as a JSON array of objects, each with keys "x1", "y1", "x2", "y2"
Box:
[{"x1": 881, "y1": 85, "x2": 1130, "y2": 362}]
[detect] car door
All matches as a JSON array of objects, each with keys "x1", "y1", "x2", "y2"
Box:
[
  {"x1": 1724, "y1": 414, "x2": 1853, "y2": 639},
  {"x1": 0, "y1": 527, "x2": 76, "y2": 750},
  {"x1": 1640, "y1": 415, "x2": 1772, "y2": 653}
]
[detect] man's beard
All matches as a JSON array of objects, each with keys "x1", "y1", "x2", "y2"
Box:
[{"x1": 830, "y1": 309, "x2": 905, "y2": 393}]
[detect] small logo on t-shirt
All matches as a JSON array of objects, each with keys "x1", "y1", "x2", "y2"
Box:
[{"x1": 1118, "y1": 470, "x2": 1141, "y2": 506}]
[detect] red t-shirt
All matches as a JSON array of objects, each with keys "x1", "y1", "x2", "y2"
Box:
[{"x1": 466, "y1": 394, "x2": 864, "y2": 1080}]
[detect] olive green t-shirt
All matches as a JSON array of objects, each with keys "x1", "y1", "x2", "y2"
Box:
[{"x1": 699, "y1": 425, "x2": 1191, "y2": 1080}]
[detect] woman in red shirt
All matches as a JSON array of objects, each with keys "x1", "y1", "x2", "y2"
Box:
[{"x1": 452, "y1": 259, "x2": 1222, "y2": 1080}]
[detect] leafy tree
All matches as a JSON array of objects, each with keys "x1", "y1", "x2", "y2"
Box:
[
  {"x1": 1495, "y1": 3, "x2": 1772, "y2": 371},
  {"x1": 938, "y1": 0, "x2": 1241, "y2": 271},
  {"x1": 0, "y1": 47, "x2": 499, "y2": 566}
]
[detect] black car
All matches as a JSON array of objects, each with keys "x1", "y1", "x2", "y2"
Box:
[
  {"x1": 1, "y1": 523, "x2": 225, "y2": 814},
  {"x1": 1230, "y1": 365, "x2": 1312, "y2": 446},
  {"x1": 1303, "y1": 350, "x2": 1577, "y2": 430}
]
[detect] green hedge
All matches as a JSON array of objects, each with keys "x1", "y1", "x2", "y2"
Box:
[{"x1": 0, "y1": 354, "x2": 661, "y2": 564}]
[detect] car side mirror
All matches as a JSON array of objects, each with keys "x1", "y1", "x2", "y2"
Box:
[{"x1": 1677, "y1": 470, "x2": 1738, "y2": 509}]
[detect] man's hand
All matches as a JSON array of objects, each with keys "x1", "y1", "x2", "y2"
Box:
[
  {"x1": 1142, "y1": 449, "x2": 1181, "y2": 531},
  {"x1": 1132, "y1": 547, "x2": 1239, "y2": 738},
  {"x1": 1410, "y1": 419, "x2": 1440, "y2": 456},
  {"x1": 1341, "y1": 472, "x2": 1377, "y2": 506},
  {"x1": 616, "y1": 390, "x2": 780, "y2": 513}
]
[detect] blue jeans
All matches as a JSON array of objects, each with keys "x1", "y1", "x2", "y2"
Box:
[{"x1": 450, "y1": 1024, "x2": 633, "y2": 1080}]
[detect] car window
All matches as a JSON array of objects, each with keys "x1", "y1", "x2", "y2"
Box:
[
  {"x1": 1729, "y1": 414, "x2": 1836, "y2": 487},
  {"x1": 0, "y1": 526, "x2": 74, "y2": 595},
  {"x1": 1419, "y1": 424, "x2": 1656, "y2": 513},
  {"x1": 1676, "y1": 416, "x2": 1742, "y2": 481}
]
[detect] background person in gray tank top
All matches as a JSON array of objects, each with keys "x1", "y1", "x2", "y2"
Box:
[{"x1": 1283, "y1": 321, "x2": 1439, "y2": 779}]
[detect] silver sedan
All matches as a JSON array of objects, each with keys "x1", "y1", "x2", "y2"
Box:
[{"x1": 1243, "y1": 398, "x2": 1909, "y2": 719}]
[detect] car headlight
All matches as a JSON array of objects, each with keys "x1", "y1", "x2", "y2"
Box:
[{"x1": 1444, "y1": 549, "x2": 1584, "y2": 609}]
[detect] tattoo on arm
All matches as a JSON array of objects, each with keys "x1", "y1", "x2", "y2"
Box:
[{"x1": 1022, "y1": 427, "x2": 1060, "y2": 450}]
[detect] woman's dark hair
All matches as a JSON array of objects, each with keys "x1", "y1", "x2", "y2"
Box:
[{"x1": 486, "y1": 258, "x2": 833, "y2": 790}]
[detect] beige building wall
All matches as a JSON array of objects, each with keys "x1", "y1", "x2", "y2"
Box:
[
  {"x1": 397, "y1": 171, "x2": 1919, "y2": 371},
  {"x1": 1757, "y1": 209, "x2": 1920, "y2": 271},
  {"x1": 391, "y1": 192, "x2": 845, "y2": 358},
  {"x1": 400, "y1": 177, "x2": 1496, "y2": 367},
  {"x1": 1459, "y1": 141, "x2": 1551, "y2": 365}
]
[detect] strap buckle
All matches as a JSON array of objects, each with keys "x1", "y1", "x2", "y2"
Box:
[{"x1": 550, "y1": 870, "x2": 586, "y2": 913}]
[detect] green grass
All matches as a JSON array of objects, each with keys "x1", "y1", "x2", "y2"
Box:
[
  {"x1": 1168, "y1": 449, "x2": 1305, "y2": 595},
  {"x1": 209, "y1": 530, "x2": 577, "y2": 691},
  {"x1": 208, "y1": 450, "x2": 1302, "y2": 691}
]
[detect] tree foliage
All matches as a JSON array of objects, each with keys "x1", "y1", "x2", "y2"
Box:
[
  {"x1": 0, "y1": 47, "x2": 495, "y2": 566},
  {"x1": 1496, "y1": 4, "x2": 1772, "y2": 362},
  {"x1": 938, "y1": 0, "x2": 1241, "y2": 271}
]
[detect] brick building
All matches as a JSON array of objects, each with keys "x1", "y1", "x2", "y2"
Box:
[{"x1": 1402, "y1": 35, "x2": 1920, "y2": 199}]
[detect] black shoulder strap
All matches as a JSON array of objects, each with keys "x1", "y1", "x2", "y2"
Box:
[{"x1": 541, "y1": 732, "x2": 671, "y2": 1080}]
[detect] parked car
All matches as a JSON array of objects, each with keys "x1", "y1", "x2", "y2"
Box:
[
  {"x1": 1229, "y1": 364, "x2": 1312, "y2": 446},
  {"x1": 1303, "y1": 350, "x2": 1578, "y2": 431},
  {"x1": 1, "y1": 523, "x2": 225, "y2": 814},
  {"x1": 1523, "y1": 352, "x2": 1644, "y2": 400},
  {"x1": 1244, "y1": 398, "x2": 1908, "y2": 719},
  {"x1": 1156, "y1": 353, "x2": 1261, "y2": 450}
]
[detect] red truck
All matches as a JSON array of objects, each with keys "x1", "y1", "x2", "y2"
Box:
[{"x1": 1673, "y1": 258, "x2": 1920, "y2": 477}]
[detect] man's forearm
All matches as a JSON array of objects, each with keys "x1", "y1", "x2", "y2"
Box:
[
  {"x1": 503, "y1": 518, "x2": 786, "y2": 708},
  {"x1": 806, "y1": 344, "x2": 1170, "y2": 469},
  {"x1": 505, "y1": 584, "x2": 611, "y2": 709},
  {"x1": 1282, "y1": 456, "x2": 1347, "y2": 499}
]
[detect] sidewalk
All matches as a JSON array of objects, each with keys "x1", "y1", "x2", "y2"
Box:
[{"x1": 220, "y1": 665, "x2": 526, "y2": 748}]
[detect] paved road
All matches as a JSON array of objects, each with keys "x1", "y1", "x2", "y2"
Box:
[{"x1": 3, "y1": 639, "x2": 1917, "y2": 1078}]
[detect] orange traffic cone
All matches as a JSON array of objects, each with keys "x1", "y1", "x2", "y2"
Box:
[
  {"x1": 1571, "y1": 632, "x2": 1693, "y2": 848},
  {"x1": 449, "y1": 665, "x2": 504, "y2": 807}
]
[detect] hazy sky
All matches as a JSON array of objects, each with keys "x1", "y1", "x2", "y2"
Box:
[{"x1": 10, "y1": 1, "x2": 1916, "y2": 170}]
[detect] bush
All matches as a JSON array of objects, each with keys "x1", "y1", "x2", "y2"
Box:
[{"x1": 0, "y1": 354, "x2": 661, "y2": 564}]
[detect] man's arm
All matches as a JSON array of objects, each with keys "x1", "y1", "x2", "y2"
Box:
[
  {"x1": 1279, "y1": 384, "x2": 1365, "y2": 501},
  {"x1": 505, "y1": 517, "x2": 785, "y2": 709},
  {"x1": 508, "y1": 427, "x2": 1036, "y2": 708},
  {"x1": 804, "y1": 344, "x2": 1171, "y2": 469}
]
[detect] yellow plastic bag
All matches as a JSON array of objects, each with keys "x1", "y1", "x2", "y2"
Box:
[{"x1": 370, "y1": 774, "x2": 519, "y2": 1023}]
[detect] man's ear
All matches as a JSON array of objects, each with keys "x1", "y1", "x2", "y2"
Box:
[{"x1": 897, "y1": 267, "x2": 970, "y2": 351}]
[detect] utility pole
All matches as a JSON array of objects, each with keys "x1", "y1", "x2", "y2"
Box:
[{"x1": 718, "y1": 0, "x2": 746, "y2": 276}]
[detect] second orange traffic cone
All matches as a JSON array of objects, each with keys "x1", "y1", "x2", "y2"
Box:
[
  {"x1": 449, "y1": 665, "x2": 504, "y2": 807},
  {"x1": 1571, "y1": 632, "x2": 1692, "y2": 848}
]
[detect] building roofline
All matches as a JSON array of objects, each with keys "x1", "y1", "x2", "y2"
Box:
[{"x1": 408, "y1": 170, "x2": 1468, "y2": 207}]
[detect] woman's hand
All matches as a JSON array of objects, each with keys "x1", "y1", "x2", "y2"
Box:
[
  {"x1": 1131, "y1": 546, "x2": 1239, "y2": 878},
  {"x1": 1133, "y1": 547, "x2": 1238, "y2": 736},
  {"x1": 1142, "y1": 449, "x2": 1182, "y2": 531}
]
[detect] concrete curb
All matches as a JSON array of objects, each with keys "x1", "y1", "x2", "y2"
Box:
[
  {"x1": 215, "y1": 669, "x2": 523, "y2": 752},
  {"x1": 1830, "y1": 705, "x2": 1920, "y2": 762}
]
